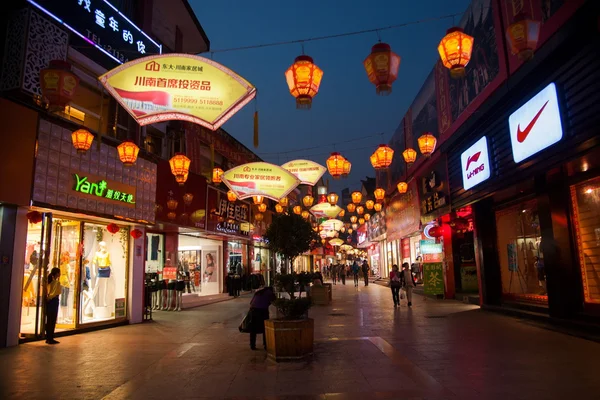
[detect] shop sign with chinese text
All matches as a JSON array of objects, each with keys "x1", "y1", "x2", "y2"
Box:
[
  {"x1": 310, "y1": 203, "x2": 343, "y2": 219},
  {"x1": 99, "y1": 54, "x2": 256, "y2": 130},
  {"x1": 221, "y1": 162, "x2": 300, "y2": 202},
  {"x1": 423, "y1": 263, "x2": 444, "y2": 295},
  {"x1": 367, "y1": 211, "x2": 386, "y2": 241},
  {"x1": 281, "y1": 159, "x2": 327, "y2": 186},
  {"x1": 73, "y1": 173, "x2": 136, "y2": 207},
  {"x1": 385, "y1": 180, "x2": 420, "y2": 241},
  {"x1": 419, "y1": 156, "x2": 450, "y2": 224}
]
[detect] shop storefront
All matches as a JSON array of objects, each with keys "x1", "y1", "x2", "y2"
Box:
[
  {"x1": 178, "y1": 234, "x2": 222, "y2": 296},
  {"x1": 366, "y1": 210, "x2": 386, "y2": 278}
]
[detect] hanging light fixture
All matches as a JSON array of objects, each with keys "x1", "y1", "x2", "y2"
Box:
[
  {"x1": 370, "y1": 144, "x2": 394, "y2": 170},
  {"x1": 438, "y1": 27, "x2": 474, "y2": 79},
  {"x1": 347, "y1": 203, "x2": 356, "y2": 213},
  {"x1": 167, "y1": 198, "x2": 178, "y2": 210},
  {"x1": 285, "y1": 55, "x2": 323, "y2": 109},
  {"x1": 359, "y1": 218, "x2": 365, "y2": 225},
  {"x1": 258, "y1": 203, "x2": 267, "y2": 213},
  {"x1": 227, "y1": 190, "x2": 237, "y2": 202},
  {"x1": 326, "y1": 152, "x2": 346, "y2": 179},
  {"x1": 397, "y1": 182, "x2": 408, "y2": 194},
  {"x1": 255, "y1": 213, "x2": 264, "y2": 222},
  {"x1": 183, "y1": 193, "x2": 194, "y2": 206},
  {"x1": 374, "y1": 188, "x2": 385, "y2": 202},
  {"x1": 363, "y1": 42, "x2": 401, "y2": 96},
  {"x1": 321, "y1": 238, "x2": 326, "y2": 245},
  {"x1": 348, "y1": 228, "x2": 353, "y2": 234},
  {"x1": 71, "y1": 129, "x2": 94, "y2": 154},
  {"x1": 169, "y1": 153, "x2": 191, "y2": 186},
  {"x1": 253, "y1": 195, "x2": 264, "y2": 205},
  {"x1": 342, "y1": 158, "x2": 352, "y2": 178},
  {"x1": 364, "y1": 213, "x2": 371, "y2": 221},
  {"x1": 327, "y1": 192, "x2": 339, "y2": 206},
  {"x1": 338, "y1": 209, "x2": 345, "y2": 218},
  {"x1": 167, "y1": 212, "x2": 176, "y2": 220},
  {"x1": 350, "y1": 216, "x2": 357, "y2": 223},
  {"x1": 212, "y1": 167, "x2": 224, "y2": 184},
  {"x1": 279, "y1": 197, "x2": 289, "y2": 207},
  {"x1": 303, "y1": 195, "x2": 314, "y2": 207},
  {"x1": 365, "y1": 200, "x2": 374, "y2": 210},
  {"x1": 402, "y1": 148, "x2": 417, "y2": 166},
  {"x1": 340, "y1": 226, "x2": 346, "y2": 233},
  {"x1": 352, "y1": 223, "x2": 358, "y2": 230},
  {"x1": 293, "y1": 205, "x2": 302, "y2": 215},
  {"x1": 275, "y1": 204, "x2": 284, "y2": 213},
  {"x1": 374, "y1": 203, "x2": 383, "y2": 212},
  {"x1": 506, "y1": 13, "x2": 541, "y2": 61},
  {"x1": 301, "y1": 210, "x2": 310, "y2": 219},
  {"x1": 351, "y1": 191, "x2": 362, "y2": 204},
  {"x1": 356, "y1": 206, "x2": 365, "y2": 215},
  {"x1": 418, "y1": 133, "x2": 437, "y2": 157},
  {"x1": 117, "y1": 140, "x2": 139, "y2": 166}
]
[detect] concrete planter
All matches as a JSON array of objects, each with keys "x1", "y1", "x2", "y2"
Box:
[{"x1": 264, "y1": 318, "x2": 314, "y2": 362}]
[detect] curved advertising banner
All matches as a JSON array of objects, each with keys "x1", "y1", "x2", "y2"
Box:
[
  {"x1": 310, "y1": 203, "x2": 342, "y2": 219},
  {"x1": 281, "y1": 159, "x2": 326, "y2": 186},
  {"x1": 221, "y1": 162, "x2": 300, "y2": 202}
]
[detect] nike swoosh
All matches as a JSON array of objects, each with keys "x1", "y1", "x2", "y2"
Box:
[
  {"x1": 466, "y1": 151, "x2": 481, "y2": 171},
  {"x1": 517, "y1": 100, "x2": 549, "y2": 143}
]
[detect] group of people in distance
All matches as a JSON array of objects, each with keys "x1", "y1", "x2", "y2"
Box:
[{"x1": 326, "y1": 259, "x2": 371, "y2": 287}]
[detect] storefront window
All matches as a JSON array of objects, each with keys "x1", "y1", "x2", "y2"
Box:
[
  {"x1": 571, "y1": 179, "x2": 600, "y2": 304},
  {"x1": 178, "y1": 234, "x2": 221, "y2": 296},
  {"x1": 496, "y1": 201, "x2": 546, "y2": 304},
  {"x1": 226, "y1": 241, "x2": 247, "y2": 274}
]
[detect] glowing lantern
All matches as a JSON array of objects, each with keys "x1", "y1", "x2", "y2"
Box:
[
  {"x1": 356, "y1": 206, "x2": 365, "y2": 215},
  {"x1": 363, "y1": 42, "x2": 401, "y2": 96},
  {"x1": 402, "y1": 148, "x2": 417, "y2": 165},
  {"x1": 374, "y1": 188, "x2": 385, "y2": 202},
  {"x1": 365, "y1": 200, "x2": 374, "y2": 210},
  {"x1": 350, "y1": 216, "x2": 357, "y2": 223},
  {"x1": 212, "y1": 168, "x2": 224, "y2": 184},
  {"x1": 351, "y1": 191, "x2": 362, "y2": 204},
  {"x1": 39, "y1": 60, "x2": 79, "y2": 110},
  {"x1": 293, "y1": 205, "x2": 302, "y2": 215},
  {"x1": 342, "y1": 159, "x2": 352, "y2": 178},
  {"x1": 169, "y1": 153, "x2": 191, "y2": 185},
  {"x1": 313, "y1": 226, "x2": 318, "y2": 232},
  {"x1": 275, "y1": 204, "x2": 284, "y2": 213},
  {"x1": 167, "y1": 199, "x2": 178, "y2": 210},
  {"x1": 321, "y1": 238, "x2": 326, "y2": 245},
  {"x1": 370, "y1": 144, "x2": 394, "y2": 170},
  {"x1": 183, "y1": 193, "x2": 194, "y2": 206},
  {"x1": 303, "y1": 195, "x2": 314, "y2": 207},
  {"x1": 347, "y1": 203, "x2": 356, "y2": 213},
  {"x1": 253, "y1": 195, "x2": 264, "y2": 205},
  {"x1": 301, "y1": 210, "x2": 310, "y2": 219},
  {"x1": 338, "y1": 209, "x2": 345, "y2": 218},
  {"x1": 359, "y1": 218, "x2": 365, "y2": 225},
  {"x1": 418, "y1": 133, "x2": 437, "y2": 156},
  {"x1": 258, "y1": 203, "x2": 267, "y2": 213},
  {"x1": 506, "y1": 13, "x2": 541, "y2": 61},
  {"x1": 327, "y1": 192, "x2": 339, "y2": 206},
  {"x1": 352, "y1": 223, "x2": 358, "y2": 230},
  {"x1": 227, "y1": 190, "x2": 237, "y2": 202},
  {"x1": 285, "y1": 55, "x2": 323, "y2": 109},
  {"x1": 438, "y1": 27, "x2": 474, "y2": 79},
  {"x1": 106, "y1": 223, "x2": 120, "y2": 234},
  {"x1": 255, "y1": 213, "x2": 264, "y2": 222},
  {"x1": 348, "y1": 228, "x2": 353, "y2": 234},
  {"x1": 364, "y1": 213, "x2": 371, "y2": 221},
  {"x1": 279, "y1": 197, "x2": 289, "y2": 207},
  {"x1": 340, "y1": 226, "x2": 346, "y2": 233},
  {"x1": 117, "y1": 140, "x2": 139, "y2": 166},
  {"x1": 326, "y1": 152, "x2": 346, "y2": 179},
  {"x1": 71, "y1": 129, "x2": 94, "y2": 154},
  {"x1": 374, "y1": 203, "x2": 382, "y2": 212},
  {"x1": 397, "y1": 182, "x2": 408, "y2": 194}
]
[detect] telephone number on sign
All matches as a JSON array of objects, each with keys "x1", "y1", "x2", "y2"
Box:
[{"x1": 174, "y1": 98, "x2": 223, "y2": 106}]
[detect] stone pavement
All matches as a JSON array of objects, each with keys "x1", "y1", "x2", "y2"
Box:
[{"x1": 1, "y1": 282, "x2": 600, "y2": 400}]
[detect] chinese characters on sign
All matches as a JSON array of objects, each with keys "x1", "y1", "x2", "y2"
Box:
[
  {"x1": 73, "y1": 174, "x2": 136, "y2": 205},
  {"x1": 423, "y1": 263, "x2": 444, "y2": 295},
  {"x1": 281, "y1": 159, "x2": 327, "y2": 186},
  {"x1": 418, "y1": 157, "x2": 451, "y2": 224},
  {"x1": 210, "y1": 192, "x2": 250, "y2": 237},
  {"x1": 221, "y1": 162, "x2": 300, "y2": 202}
]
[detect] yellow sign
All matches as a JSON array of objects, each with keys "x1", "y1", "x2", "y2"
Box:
[
  {"x1": 222, "y1": 162, "x2": 301, "y2": 202},
  {"x1": 99, "y1": 54, "x2": 256, "y2": 130},
  {"x1": 310, "y1": 203, "x2": 342, "y2": 219},
  {"x1": 281, "y1": 159, "x2": 326, "y2": 186},
  {"x1": 320, "y1": 219, "x2": 344, "y2": 231}
]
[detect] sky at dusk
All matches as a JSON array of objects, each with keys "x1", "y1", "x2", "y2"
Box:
[{"x1": 190, "y1": 0, "x2": 472, "y2": 194}]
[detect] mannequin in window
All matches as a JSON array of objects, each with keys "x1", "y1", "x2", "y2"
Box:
[
  {"x1": 93, "y1": 241, "x2": 111, "y2": 307},
  {"x1": 204, "y1": 253, "x2": 216, "y2": 283},
  {"x1": 59, "y1": 251, "x2": 74, "y2": 323}
]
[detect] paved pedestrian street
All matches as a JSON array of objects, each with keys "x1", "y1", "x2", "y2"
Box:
[{"x1": 1, "y1": 283, "x2": 600, "y2": 400}]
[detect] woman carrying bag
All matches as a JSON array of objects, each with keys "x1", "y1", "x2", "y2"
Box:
[
  {"x1": 239, "y1": 286, "x2": 275, "y2": 350},
  {"x1": 389, "y1": 264, "x2": 402, "y2": 307}
]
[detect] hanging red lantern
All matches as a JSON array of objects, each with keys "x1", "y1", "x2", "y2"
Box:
[
  {"x1": 327, "y1": 192, "x2": 339, "y2": 206},
  {"x1": 397, "y1": 182, "x2": 408, "y2": 194},
  {"x1": 285, "y1": 55, "x2": 324, "y2": 109},
  {"x1": 374, "y1": 188, "x2": 385, "y2": 202},
  {"x1": 258, "y1": 203, "x2": 267, "y2": 213},
  {"x1": 255, "y1": 213, "x2": 264, "y2": 222},
  {"x1": 72, "y1": 129, "x2": 94, "y2": 154},
  {"x1": 293, "y1": 205, "x2": 302, "y2": 215},
  {"x1": 356, "y1": 206, "x2": 365, "y2": 215},
  {"x1": 342, "y1": 159, "x2": 352, "y2": 178},
  {"x1": 275, "y1": 204, "x2": 284, "y2": 213},
  {"x1": 253, "y1": 195, "x2": 264, "y2": 205},
  {"x1": 169, "y1": 153, "x2": 191, "y2": 186},
  {"x1": 402, "y1": 148, "x2": 417, "y2": 165},
  {"x1": 130, "y1": 229, "x2": 143, "y2": 239},
  {"x1": 106, "y1": 223, "x2": 120, "y2": 234},
  {"x1": 39, "y1": 60, "x2": 80, "y2": 110},
  {"x1": 167, "y1": 199, "x2": 178, "y2": 211},
  {"x1": 365, "y1": 200, "x2": 375, "y2": 210},
  {"x1": 359, "y1": 218, "x2": 365, "y2": 225},
  {"x1": 117, "y1": 140, "x2": 139, "y2": 166},
  {"x1": 227, "y1": 190, "x2": 237, "y2": 202},
  {"x1": 326, "y1": 152, "x2": 346, "y2": 179},
  {"x1": 370, "y1": 144, "x2": 394, "y2": 170},
  {"x1": 374, "y1": 203, "x2": 383, "y2": 212},
  {"x1": 351, "y1": 191, "x2": 362, "y2": 204},
  {"x1": 301, "y1": 210, "x2": 310, "y2": 219},
  {"x1": 506, "y1": 13, "x2": 541, "y2": 61},
  {"x1": 418, "y1": 133, "x2": 437, "y2": 157},
  {"x1": 364, "y1": 213, "x2": 371, "y2": 221},
  {"x1": 363, "y1": 42, "x2": 401, "y2": 96},
  {"x1": 303, "y1": 195, "x2": 314, "y2": 207},
  {"x1": 350, "y1": 216, "x2": 357, "y2": 223},
  {"x1": 26, "y1": 211, "x2": 43, "y2": 224},
  {"x1": 167, "y1": 212, "x2": 176, "y2": 220},
  {"x1": 279, "y1": 197, "x2": 289, "y2": 207},
  {"x1": 438, "y1": 27, "x2": 474, "y2": 79},
  {"x1": 183, "y1": 193, "x2": 194, "y2": 206},
  {"x1": 338, "y1": 209, "x2": 345, "y2": 218},
  {"x1": 347, "y1": 203, "x2": 356, "y2": 213},
  {"x1": 212, "y1": 167, "x2": 224, "y2": 184}
]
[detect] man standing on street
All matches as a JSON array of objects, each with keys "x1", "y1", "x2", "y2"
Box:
[
  {"x1": 352, "y1": 260, "x2": 360, "y2": 287},
  {"x1": 332, "y1": 262, "x2": 338, "y2": 285},
  {"x1": 362, "y1": 259, "x2": 370, "y2": 286},
  {"x1": 340, "y1": 262, "x2": 346, "y2": 285}
]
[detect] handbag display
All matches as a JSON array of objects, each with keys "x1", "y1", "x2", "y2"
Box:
[{"x1": 98, "y1": 267, "x2": 111, "y2": 278}]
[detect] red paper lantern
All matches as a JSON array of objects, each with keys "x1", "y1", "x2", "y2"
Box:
[
  {"x1": 326, "y1": 152, "x2": 346, "y2": 179},
  {"x1": 370, "y1": 144, "x2": 394, "y2": 170},
  {"x1": 285, "y1": 55, "x2": 324, "y2": 109},
  {"x1": 130, "y1": 229, "x2": 143, "y2": 239},
  {"x1": 418, "y1": 133, "x2": 437, "y2": 157},
  {"x1": 438, "y1": 27, "x2": 474, "y2": 79},
  {"x1": 106, "y1": 223, "x2": 120, "y2": 234},
  {"x1": 39, "y1": 60, "x2": 80, "y2": 110},
  {"x1": 72, "y1": 129, "x2": 94, "y2": 154},
  {"x1": 169, "y1": 153, "x2": 191, "y2": 186},
  {"x1": 26, "y1": 211, "x2": 43, "y2": 224},
  {"x1": 363, "y1": 43, "x2": 401, "y2": 96},
  {"x1": 506, "y1": 13, "x2": 541, "y2": 61},
  {"x1": 117, "y1": 140, "x2": 139, "y2": 166}
]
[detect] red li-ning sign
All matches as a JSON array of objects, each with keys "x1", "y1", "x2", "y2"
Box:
[{"x1": 460, "y1": 136, "x2": 491, "y2": 191}]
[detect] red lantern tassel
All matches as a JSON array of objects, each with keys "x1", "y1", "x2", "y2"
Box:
[{"x1": 253, "y1": 111, "x2": 259, "y2": 148}]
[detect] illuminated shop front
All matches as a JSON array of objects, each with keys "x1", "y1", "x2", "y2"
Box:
[{"x1": 178, "y1": 234, "x2": 223, "y2": 296}]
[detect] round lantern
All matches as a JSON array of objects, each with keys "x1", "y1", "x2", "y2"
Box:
[
  {"x1": 26, "y1": 211, "x2": 43, "y2": 224},
  {"x1": 359, "y1": 218, "x2": 365, "y2": 225},
  {"x1": 347, "y1": 203, "x2": 356, "y2": 213},
  {"x1": 293, "y1": 205, "x2": 302, "y2": 215},
  {"x1": 348, "y1": 228, "x2": 353, "y2": 234},
  {"x1": 253, "y1": 212, "x2": 263, "y2": 222},
  {"x1": 340, "y1": 226, "x2": 346, "y2": 233},
  {"x1": 167, "y1": 212, "x2": 176, "y2": 220},
  {"x1": 39, "y1": 60, "x2": 80, "y2": 110},
  {"x1": 212, "y1": 167, "x2": 224, "y2": 184},
  {"x1": 169, "y1": 153, "x2": 191, "y2": 186},
  {"x1": 227, "y1": 190, "x2": 237, "y2": 202},
  {"x1": 130, "y1": 229, "x2": 143, "y2": 239},
  {"x1": 183, "y1": 193, "x2": 194, "y2": 206},
  {"x1": 402, "y1": 148, "x2": 417, "y2": 165},
  {"x1": 356, "y1": 206, "x2": 365, "y2": 215},
  {"x1": 374, "y1": 203, "x2": 383, "y2": 212},
  {"x1": 327, "y1": 192, "x2": 339, "y2": 206},
  {"x1": 326, "y1": 152, "x2": 346, "y2": 179},
  {"x1": 374, "y1": 188, "x2": 385, "y2": 202},
  {"x1": 370, "y1": 144, "x2": 394, "y2": 170},
  {"x1": 321, "y1": 238, "x2": 326, "y2": 245},
  {"x1": 338, "y1": 209, "x2": 345, "y2": 218},
  {"x1": 253, "y1": 195, "x2": 264, "y2": 205},
  {"x1": 285, "y1": 55, "x2": 323, "y2": 109},
  {"x1": 275, "y1": 204, "x2": 284, "y2": 213},
  {"x1": 351, "y1": 191, "x2": 362, "y2": 204},
  {"x1": 363, "y1": 42, "x2": 401, "y2": 96},
  {"x1": 418, "y1": 133, "x2": 437, "y2": 157},
  {"x1": 364, "y1": 213, "x2": 371, "y2": 221},
  {"x1": 303, "y1": 195, "x2": 314, "y2": 207},
  {"x1": 72, "y1": 129, "x2": 94, "y2": 154},
  {"x1": 350, "y1": 216, "x2": 358, "y2": 223},
  {"x1": 506, "y1": 13, "x2": 541, "y2": 61},
  {"x1": 365, "y1": 200, "x2": 374, "y2": 210},
  {"x1": 117, "y1": 140, "x2": 139, "y2": 166},
  {"x1": 167, "y1": 199, "x2": 178, "y2": 210},
  {"x1": 301, "y1": 210, "x2": 310, "y2": 219},
  {"x1": 106, "y1": 223, "x2": 120, "y2": 234},
  {"x1": 397, "y1": 182, "x2": 408, "y2": 194},
  {"x1": 342, "y1": 159, "x2": 352, "y2": 178},
  {"x1": 438, "y1": 27, "x2": 474, "y2": 79},
  {"x1": 258, "y1": 203, "x2": 267, "y2": 213},
  {"x1": 352, "y1": 223, "x2": 358, "y2": 230},
  {"x1": 279, "y1": 197, "x2": 289, "y2": 207}
]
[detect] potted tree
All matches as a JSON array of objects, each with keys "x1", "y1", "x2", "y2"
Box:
[{"x1": 264, "y1": 213, "x2": 319, "y2": 361}]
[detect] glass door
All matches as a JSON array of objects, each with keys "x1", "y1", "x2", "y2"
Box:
[{"x1": 52, "y1": 220, "x2": 80, "y2": 330}]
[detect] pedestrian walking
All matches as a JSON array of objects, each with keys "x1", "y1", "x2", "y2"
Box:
[
  {"x1": 389, "y1": 264, "x2": 401, "y2": 307},
  {"x1": 401, "y1": 262, "x2": 416, "y2": 307},
  {"x1": 361, "y1": 260, "x2": 370, "y2": 286},
  {"x1": 46, "y1": 267, "x2": 62, "y2": 344},
  {"x1": 340, "y1": 263, "x2": 346, "y2": 285},
  {"x1": 412, "y1": 256, "x2": 423, "y2": 283},
  {"x1": 332, "y1": 263, "x2": 338, "y2": 285},
  {"x1": 351, "y1": 261, "x2": 360, "y2": 287},
  {"x1": 247, "y1": 286, "x2": 276, "y2": 350}
]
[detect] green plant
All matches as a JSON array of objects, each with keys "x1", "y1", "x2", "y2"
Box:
[{"x1": 273, "y1": 297, "x2": 312, "y2": 320}]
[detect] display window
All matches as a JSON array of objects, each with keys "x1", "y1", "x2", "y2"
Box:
[
  {"x1": 495, "y1": 200, "x2": 547, "y2": 304},
  {"x1": 178, "y1": 234, "x2": 222, "y2": 296},
  {"x1": 570, "y1": 178, "x2": 600, "y2": 304},
  {"x1": 145, "y1": 233, "x2": 164, "y2": 273}
]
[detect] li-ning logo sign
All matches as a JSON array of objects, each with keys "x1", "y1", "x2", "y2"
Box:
[{"x1": 460, "y1": 136, "x2": 490, "y2": 191}]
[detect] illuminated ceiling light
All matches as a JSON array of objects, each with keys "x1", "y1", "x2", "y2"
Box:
[
  {"x1": 374, "y1": 188, "x2": 385, "y2": 202},
  {"x1": 438, "y1": 27, "x2": 474, "y2": 79},
  {"x1": 342, "y1": 158, "x2": 352, "y2": 178},
  {"x1": 351, "y1": 191, "x2": 362, "y2": 204},
  {"x1": 418, "y1": 133, "x2": 437, "y2": 157},
  {"x1": 350, "y1": 216, "x2": 357, "y2": 223},
  {"x1": 279, "y1": 197, "x2": 289, "y2": 207},
  {"x1": 506, "y1": 13, "x2": 541, "y2": 61},
  {"x1": 183, "y1": 193, "x2": 194, "y2": 206},
  {"x1": 275, "y1": 204, "x2": 284, "y2": 213},
  {"x1": 363, "y1": 42, "x2": 401, "y2": 96},
  {"x1": 303, "y1": 195, "x2": 315, "y2": 207},
  {"x1": 402, "y1": 148, "x2": 417, "y2": 165},
  {"x1": 227, "y1": 190, "x2": 237, "y2": 202},
  {"x1": 71, "y1": 129, "x2": 93, "y2": 154},
  {"x1": 301, "y1": 210, "x2": 310, "y2": 219},
  {"x1": 327, "y1": 192, "x2": 339, "y2": 206},
  {"x1": 212, "y1": 167, "x2": 224, "y2": 184},
  {"x1": 365, "y1": 200, "x2": 374, "y2": 210},
  {"x1": 169, "y1": 153, "x2": 191, "y2": 186},
  {"x1": 258, "y1": 203, "x2": 267, "y2": 213},
  {"x1": 285, "y1": 55, "x2": 323, "y2": 109},
  {"x1": 356, "y1": 206, "x2": 365, "y2": 215},
  {"x1": 253, "y1": 195, "x2": 264, "y2": 205},
  {"x1": 347, "y1": 203, "x2": 356, "y2": 213},
  {"x1": 397, "y1": 182, "x2": 408, "y2": 194},
  {"x1": 326, "y1": 152, "x2": 346, "y2": 179},
  {"x1": 293, "y1": 205, "x2": 302, "y2": 215},
  {"x1": 370, "y1": 144, "x2": 394, "y2": 170},
  {"x1": 374, "y1": 203, "x2": 382, "y2": 212},
  {"x1": 117, "y1": 140, "x2": 139, "y2": 167}
]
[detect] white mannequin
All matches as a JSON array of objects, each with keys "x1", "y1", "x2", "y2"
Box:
[{"x1": 93, "y1": 241, "x2": 111, "y2": 308}]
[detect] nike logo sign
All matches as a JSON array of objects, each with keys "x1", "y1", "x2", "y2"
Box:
[
  {"x1": 516, "y1": 100, "x2": 549, "y2": 143},
  {"x1": 465, "y1": 152, "x2": 481, "y2": 171}
]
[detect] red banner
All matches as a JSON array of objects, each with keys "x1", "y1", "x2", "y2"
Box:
[
  {"x1": 401, "y1": 238, "x2": 411, "y2": 260},
  {"x1": 162, "y1": 267, "x2": 177, "y2": 280}
]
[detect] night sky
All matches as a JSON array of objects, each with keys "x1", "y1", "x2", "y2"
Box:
[{"x1": 189, "y1": 0, "x2": 472, "y2": 194}]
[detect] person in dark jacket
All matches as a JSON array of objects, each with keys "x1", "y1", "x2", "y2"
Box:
[
  {"x1": 361, "y1": 260, "x2": 370, "y2": 286},
  {"x1": 248, "y1": 286, "x2": 276, "y2": 350},
  {"x1": 351, "y1": 261, "x2": 360, "y2": 287},
  {"x1": 339, "y1": 263, "x2": 346, "y2": 285}
]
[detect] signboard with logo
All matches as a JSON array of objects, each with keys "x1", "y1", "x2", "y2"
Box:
[
  {"x1": 222, "y1": 162, "x2": 300, "y2": 202},
  {"x1": 418, "y1": 156, "x2": 450, "y2": 224},
  {"x1": 385, "y1": 181, "x2": 421, "y2": 241},
  {"x1": 357, "y1": 225, "x2": 368, "y2": 247},
  {"x1": 509, "y1": 82, "x2": 563, "y2": 163},
  {"x1": 281, "y1": 159, "x2": 327, "y2": 186},
  {"x1": 401, "y1": 238, "x2": 411, "y2": 260},
  {"x1": 423, "y1": 263, "x2": 444, "y2": 295},
  {"x1": 162, "y1": 267, "x2": 177, "y2": 280},
  {"x1": 99, "y1": 54, "x2": 256, "y2": 130},
  {"x1": 72, "y1": 173, "x2": 136, "y2": 208},
  {"x1": 461, "y1": 136, "x2": 491, "y2": 190},
  {"x1": 310, "y1": 203, "x2": 343, "y2": 219},
  {"x1": 205, "y1": 187, "x2": 251, "y2": 238}
]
